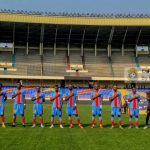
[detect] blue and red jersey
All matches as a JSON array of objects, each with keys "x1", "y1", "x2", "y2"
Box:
[
  {"x1": 65, "y1": 89, "x2": 77, "y2": 108},
  {"x1": 128, "y1": 92, "x2": 140, "y2": 109},
  {"x1": 109, "y1": 90, "x2": 121, "y2": 108},
  {"x1": 31, "y1": 92, "x2": 45, "y2": 104},
  {"x1": 51, "y1": 91, "x2": 62, "y2": 108},
  {"x1": 12, "y1": 89, "x2": 25, "y2": 104},
  {"x1": 91, "y1": 89, "x2": 103, "y2": 107},
  {"x1": 0, "y1": 90, "x2": 7, "y2": 105}
]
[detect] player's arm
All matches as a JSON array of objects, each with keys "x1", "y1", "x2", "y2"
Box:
[
  {"x1": 31, "y1": 95, "x2": 42, "y2": 101},
  {"x1": 60, "y1": 100, "x2": 63, "y2": 110},
  {"x1": 108, "y1": 92, "x2": 113, "y2": 102},
  {"x1": 128, "y1": 97, "x2": 136, "y2": 102},
  {"x1": 12, "y1": 91, "x2": 21, "y2": 99},
  {"x1": 43, "y1": 97, "x2": 45, "y2": 102},
  {"x1": 31, "y1": 93, "x2": 36, "y2": 101},
  {"x1": 72, "y1": 95, "x2": 78, "y2": 110},
  {"x1": 101, "y1": 96, "x2": 104, "y2": 104},
  {"x1": 12, "y1": 92, "x2": 20, "y2": 99},
  {"x1": 23, "y1": 94, "x2": 26, "y2": 104},
  {"x1": 31, "y1": 95, "x2": 36, "y2": 101},
  {"x1": 90, "y1": 95, "x2": 94, "y2": 100},
  {"x1": 42, "y1": 93, "x2": 45, "y2": 102},
  {"x1": 23, "y1": 94, "x2": 26, "y2": 108},
  {"x1": 127, "y1": 94, "x2": 132, "y2": 102},
  {"x1": 42, "y1": 92, "x2": 45, "y2": 102},
  {"x1": 64, "y1": 93, "x2": 74, "y2": 101},
  {"x1": 109, "y1": 94, "x2": 119, "y2": 102},
  {"x1": 128, "y1": 95, "x2": 139, "y2": 102},
  {"x1": 24, "y1": 98, "x2": 26, "y2": 105},
  {"x1": 59, "y1": 94, "x2": 63, "y2": 110},
  {"x1": 31, "y1": 97, "x2": 35, "y2": 101},
  {"x1": 62, "y1": 94, "x2": 66, "y2": 102},
  {"x1": 137, "y1": 94, "x2": 141, "y2": 102},
  {"x1": 50, "y1": 94, "x2": 60, "y2": 101},
  {"x1": 76, "y1": 95, "x2": 78, "y2": 103},
  {"x1": 50, "y1": 96, "x2": 55, "y2": 101},
  {"x1": 109, "y1": 96, "x2": 113, "y2": 102},
  {"x1": 92, "y1": 93, "x2": 101, "y2": 100},
  {"x1": 4, "y1": 93, "x2": 7, "y2": 102},
  {"x1": 90, "y1": 92, "x2": 97, "y2": 100},
  {"x1": 2, "y1": 91, "x2": 7, "y2": 102}
]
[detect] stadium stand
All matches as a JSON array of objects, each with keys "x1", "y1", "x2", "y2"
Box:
[
  {"x1": 0, "y1": 51, "x2": 12, "y2": 63},
  {"x1": 0, "y1": 51, "x2": 13, "y2": 69},
  {"x1": 43, "y1": 50, "x2": 67, "y2": 76},
  {"x1": 0, "y1": 10, "x2": 150, "y2": 87},
  {"x1": 6, "y1": 49, "x2": 42, "y2": 76},
  {"x1": 70, "y1": 50, "x2": 82, "y2": 65},
  {"x1": 138, "y1": 55, "x2": 150, "y2": 66},
  {"x1": 111, "y1": 51, "x2": 136, "y2": 77},
  {"x1": 84, "y1": 51, "x2": 112, "y2": 77}
]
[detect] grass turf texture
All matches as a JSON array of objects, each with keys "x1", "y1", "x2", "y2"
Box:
[{"x1": 0, "y1": 103, "x2": 150, "y2": 150}]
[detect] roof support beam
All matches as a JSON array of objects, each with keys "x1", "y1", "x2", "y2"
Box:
[
  {"x1": 107, "y1": 26, "x2": 115, "y2": 57},
  {"x1": 40, "y1": 24, "x2": 45, "y2": 55},
  {"x1": 81, "y1": 26, "x2": 86, "y2": 56},
  {"x1": 136, "y1": 27, "x2": 143, "y2": 45},
  {"x1": 122, "y1": 27, "x2": 128, "y2": 56},
  {"x1": 54, "y1": 25, "x2": 58, "y2": 56},
  {"x1": 121, "y1": 44, "x2": 124, "y2": 57},
  {"x1": 107, "y1": 44, "x2": 111, "y2": 57},
  {"x1": 135, "y1": 27, "x2": 143, "y2": 57},
  {"x1": 67, "y1": 25, "x2": 72, "y2": 56},
  {"x1": 12, "y1": 23, "x2": 15, "y2": 54},
  {"x1": 95, "y1": 27, "x2": 100, "y2": 56},
  {"x1": 26, "y1": 24, "x2": 29, "y2": 55}
]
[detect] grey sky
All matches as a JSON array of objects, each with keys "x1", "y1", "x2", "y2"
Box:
[{"x1": 0, "y1": 0, "x2": 149, "y2": 14}]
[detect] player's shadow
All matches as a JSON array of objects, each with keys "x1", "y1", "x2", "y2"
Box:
[
  {"x1": 5, "y1": 122, "x2": 33, "y2": 127},
  {"x1": 82, "y1": 123, "x2": 91, "y2": 127},
  {"x1": 103, "y1": 124, "x2": 112, "y2": 128},
  {"x1": 121, "y1": 123, "x2": 129, "y2": 128},
  {"x1": 43, "y1": 123, "x2": 92, "y2": 128},
  {"x1": 5, "y1": 123, "x2": 13, "y2": 127},
  {"x1": 44, "y1": 122, "x2": 62, "y2": 127},
  {"x1": 139, "y1": 124, "x2": 146, "y2": 128}
]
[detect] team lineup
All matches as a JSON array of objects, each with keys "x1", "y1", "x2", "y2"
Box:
[{"x1": 0, "y1": 82, "x2": 150, "y2": 129}]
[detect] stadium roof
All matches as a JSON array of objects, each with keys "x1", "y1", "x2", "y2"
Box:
[
  {"x1": 1, "y1": 9, "x2": 150, "y2": 26},
  {"x1": 1, "y1": 10, "x2": 150, "y2": 49}
]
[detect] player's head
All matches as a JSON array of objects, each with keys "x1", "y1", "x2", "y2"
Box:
[
  {"x1": 113, "y1": 85, "x2": 118, "y2": 92},
  {"x1": 0, "y1": 83, "x2": 2, "y2": 90},
  {"x1": 16, "y1": 82, "x2": 22, "y2": 89},
  {"x1": 93, "y1": 82, "x2": 99, "y2": 90},
  {"x1": 131, "y1": 87, "x2": 136, "y2": 93},
  {"x1": 36, "y1": 86, "x2": 41, "y2": 92},
  {"x1": 54, "y1": 85, "x2": 59, "y2": 92},
  {"x1": 68, "y1": 83, "x2": 73, "y2": 90}
]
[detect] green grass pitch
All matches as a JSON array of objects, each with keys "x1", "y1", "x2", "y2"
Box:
[{"x1": 0, "y1": 103, "x2": 150, "y2": 150}]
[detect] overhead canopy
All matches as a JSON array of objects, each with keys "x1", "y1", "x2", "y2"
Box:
[
  {"x1": 0, "y1": 22, "x2": 150, "y2": 49},
  {"x1": 1, "y1": 12, "x2": 150, "y2": 26},
  {"x1": 1, "y1": 11, "x2": 150, "y2": 49}
]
